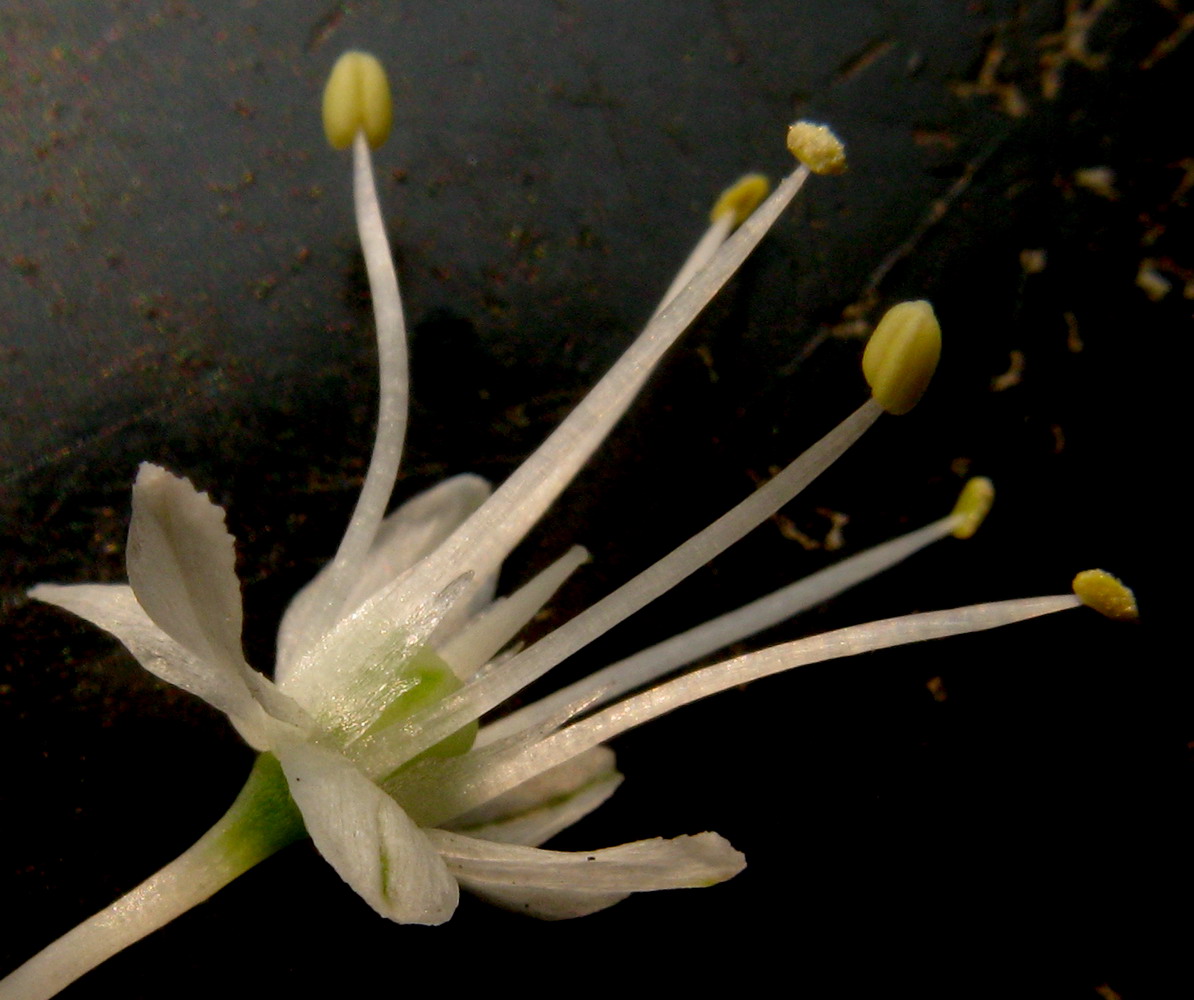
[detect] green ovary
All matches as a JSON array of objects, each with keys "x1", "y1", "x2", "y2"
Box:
[{"x1": 366, "y1": 645, "x2": 478, "y2": 761}]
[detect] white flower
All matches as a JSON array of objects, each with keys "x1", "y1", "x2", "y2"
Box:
[{"x1": 1, "y1": 51, "x2": 1136, "y2": 1000}]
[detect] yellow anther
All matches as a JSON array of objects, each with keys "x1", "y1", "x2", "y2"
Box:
[
  {"x1": 950, "y1": 477, "x2": 995, "y2": 539},
  {"x1": 786, "y1": 121, "x2": 847, "y2": 175},
  {"x1": 1072, "y1": 569, "x2": 1139, "y2": 622},
  {"x1": 710, "y1": 174, "x2": 771, "y2": 227},
  {"x1": 322, "y1": 51, "x2": 393, "y2": 151},
  {"x1": 862, "y1": 300, "x2": 942, "y2": 415}
]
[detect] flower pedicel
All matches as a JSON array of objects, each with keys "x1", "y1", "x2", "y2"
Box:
[{"x1": 0, "y1": 51, "x2": 1137, "y2": 999}]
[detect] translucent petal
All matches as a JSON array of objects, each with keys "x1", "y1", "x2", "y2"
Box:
[
  {"x1": 277, "y1": 474, "x2": 491, "y2": 679},
  {"x1": 451, "y1": 772, "x2": 622, "y2": 849},
  {"x1": 427, "y1": 830, "x2": 744, "y2": 920},
  {"x1": 275, "y1": 739, "x2": 458, "y2": 924},
  {"x1": 126, "y1": 464, "x2": 247, "y2": 675},
  {"x1": 445, "y1": 746, "x2": 621, "y2": 846},
  {"x1": 28, "y1": 583, "x2": 270, "y2": 750},
  {"x1": 458, "y1": 880, "x2": 628, "y2": 920}
]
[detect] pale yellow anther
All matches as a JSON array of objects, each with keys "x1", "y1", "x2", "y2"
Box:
[
  {"x1": 786, "y1": 121, "x2": 847, "y2": 175},
  {"x1": 1072, "y1": 569, "x2": 1139, "y2": 622},
  {"x1": 323, "y1": 51, "x2": 394, "y2": 151},
  {"x1": 862, "y1": 300, "x2": 942, "y2": 415},
  {"x1": 710, "y1": 174, "x2": 771, "y2": 227},
  {"x1": 950, "y1": 477, "x2": 995, "y2": 539}
]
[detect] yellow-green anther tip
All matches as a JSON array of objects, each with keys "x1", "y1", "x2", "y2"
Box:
[
  {"x1": 1072, "y1": 569, "x2": 1139, "y2": 622},
  {"x1": 786, "y1": 121, "x2": 847, "y2": 175},
  {"x1": 710, "y1": 174, "x2": 771, "y2": 227},
  {"x1": 323, "y1": 50, "x2": 393, "y2": 151},
  {"x1": 950, "y1": 476, "x2": 995, "y2": 539},
  {"x1": 862, "y1": 300, "x2": 942, "y2": 415}
]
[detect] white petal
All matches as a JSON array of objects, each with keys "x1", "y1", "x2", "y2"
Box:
[
  {"x1": 276, "y1": 474, "x2": 490, "y2": 681},
  {"x1": 462, "y1": 881, "x2": 629, "y2": 920},
  {"x1": 28, "y1": 583, "x2": 271, "y2": 749},
  {"x1": 447, "y1": 746, "x2": 621, "y2": 846},
  {"x1": 275, "y1": 739, "x2": 458, "y2": 924},
  {"x1": 426, "y1": 829, "x2": 744, "y2": 920},
  {"x1": 126, "y1": 464, "x2": 247, "y2": 674}
]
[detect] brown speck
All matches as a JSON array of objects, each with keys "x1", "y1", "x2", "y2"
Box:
[
  {"x1": 1064, "y1": 311, "x2": 1083, "y2": 353},
  {"x1": 911, "y1": 129, "x2": 958, "y2": 152},
  {"x1": 9, "y1": 254, "x2": 40, "y2": 278},
  {"x1": 953, "y1": 42, "x2": 1028, "y2": 118},
  {"x1": 990, "y1": 350, "x2": 1025, "y2": 392},
  {"x1": 1019, "y1": 248, "x2": 1047, "y2": 274},
  {"x1": 1136, "y1": 259, "x2": 1172, "y2": 301},
  {"x1": 1038, "y1": 0, "x2": 1112, "y2": 99},
  {"x1": 251, "y1": 275, "x2": 279, "y2": 301},
  {"x1": 1073, "y1": 166, "x2": 1118, "y2": 200}
]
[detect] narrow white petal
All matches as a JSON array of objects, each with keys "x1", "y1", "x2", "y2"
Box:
[
  {"x1": 437, "y1": 545, "x2": 590, "y2": 680},
  {"x1": 451, "y1": 771, "x2": 623, "y2": 848},
  {"x1": 277, "y1": 475, "x2": 491, "y2": 680},
  {"x1": 447, "y1": 745, "x2": 617, "y2": 829},
  {"x1": 427, "y1": 829, "x2": 744, "y2": 920},
  {"x1": 276, "y1": 739, "x2": 458, "y2": 925},
  {"x1": 446, "y1": 746, "x2": 621, "y2": 846},
  {"x1": 29, "y1": 582, "x2": 271, "y2": 749},
  {"x1": 462, "y1": 882, "x2": 628, "y2": 921},
  {"x1": 126, "y1": 464, "x2": 247, "y2": 676}
]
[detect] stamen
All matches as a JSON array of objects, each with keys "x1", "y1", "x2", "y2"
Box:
[
  {"x1": 1072, "y1": 569, "x2": 1139, "y2": 621},
  {"x1": 862, "y1": 300, "x2": 942, "y2": 414},
  {"x1": 949, "y1": 476, "x2": 995, "y2": 539},
  {"x1": 356, "y1": 398, "x2": 886, "y2": 776},
  {"x1": 479, "y1": 478, "x2": 992, "y2": 746},
  {"x1": 787, "y1": 121, "x2": 848, "y2": 175},
  {"x1": 395, "y1": 595, "x2": 1085, "y2": 828},
  {"x1": 322, "y1": 51, "x2": 394, "y2": 150},
  {"x1": 287, "y1": 55, "x2": 410, "y2": 658},
  {"x1": 331, "y1": 135, "x2": 833, "y2": 667},
  {"x1": 711, "y1": 173, "x2": 772, "y2": 227},
  {"x1": 655, "y1": 174, "x2": 771, "y2": 314}
]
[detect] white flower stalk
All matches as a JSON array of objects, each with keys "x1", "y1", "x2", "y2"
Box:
[{"x1": 0, "y1": 51, "x2": 1138, "y2": 1000}]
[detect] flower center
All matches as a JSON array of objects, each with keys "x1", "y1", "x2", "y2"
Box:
[{"x1": 363, "y1": 646, "x2": 479, "y2": 766}]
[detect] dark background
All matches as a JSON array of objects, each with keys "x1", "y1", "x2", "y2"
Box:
[{"x1": 0, "y1": 2, "x2": 1184, "y2": 997}]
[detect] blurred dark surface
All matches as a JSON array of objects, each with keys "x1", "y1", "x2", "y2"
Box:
[{"x1": 0, "y1": 2, "x2": 1184, "y2": 997}]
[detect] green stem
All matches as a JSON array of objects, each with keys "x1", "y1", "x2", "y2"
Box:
[{"x1": 0, "y1": 754, "x2": 305, "y2": 1000}]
